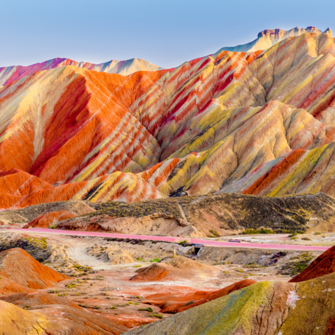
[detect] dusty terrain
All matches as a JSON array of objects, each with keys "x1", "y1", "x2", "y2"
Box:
[
  {"x1": 0, "y1": 228, "x2": 326, "y2": 332},
  {"x1": 126, "y1": 244, "x2": 335, "y2": 335},
  {"x1": 2, "y1": 27, "x2": 335, "y2": 335}
]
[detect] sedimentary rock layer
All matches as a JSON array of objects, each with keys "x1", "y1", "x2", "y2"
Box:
[
  {"x1": 3, "y1": 31, "x2": 335, "y2": 208},
  {"x1": 126, "y1": 271, "x2": 335, "y2": 335}
]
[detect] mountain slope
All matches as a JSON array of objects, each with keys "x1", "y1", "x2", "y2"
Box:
[
  {"x1": 125, "y1": 272, "x2": 335, "y2": 335},
  {"x1": 2, "y1": 31, "x2": 335, "y2": 208}
]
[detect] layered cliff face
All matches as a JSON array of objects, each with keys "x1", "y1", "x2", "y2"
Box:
[{"x1": 3, "y1": 31, "x2": 335, "y2": 208}]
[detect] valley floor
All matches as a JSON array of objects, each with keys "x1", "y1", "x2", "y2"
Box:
[{"x1": 0, "y1": 228, "x2": 326, "y2": 331}]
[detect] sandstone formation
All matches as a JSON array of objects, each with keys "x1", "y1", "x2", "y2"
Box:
[
  {"x1": 106, "y1": 248, "x2": 135, "y2": 265},
  {"x1": 144, "y1": 279, "x2": 256, "y2": 313},
  {"x1": 56, "y1": 212, "x2": 203, "y2": 236},
  {"x1": 130, "y1": 256, "x2": 219, "y2": 281},
  {"x1": 6, "y1": 26, "x2": 335, "y2": 334},
  {"x1": 0, "y1": 248, "x2": 69, "y2": 294},
  {"x1": 0, "y1": 200, "x2": 95, "y2": 225},
  {"x1": 23, "y1": 201, "x2": 95, "y2": 228},
  {"x1": 290, "y1": 244, "x2": 335, "y2": 282},
  {"x1": 126, "y1": 272, "x2": 335, "y2": 335},
  {"x1": 4, "y1": 31, "x2": 335, "y2": 209},
  {"x1": 0, "y1": 249, "x2": 128, "y2": 334},
  {"x1": 0, "y1": 294, "x2": 127, "y2": 334}
]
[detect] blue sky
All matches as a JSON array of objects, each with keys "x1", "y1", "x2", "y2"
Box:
[{"x1": 1, "y1": 0, "x2": 334, "y2": 68}]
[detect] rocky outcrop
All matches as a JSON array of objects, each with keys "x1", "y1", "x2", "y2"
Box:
[
  {"x1": 0, "y1": 248, "x2": 69, "y2": 294},
  {"x1": 52, "y1": 192, "x2": 335, "y2": 235},
  {"x1": 130, "y1": 256, "x2": 219, "y2": 281},
  {"x1": 144, "y1": 279, "x2": 256, "y2": 313},
  {"x1": 56, "y1": 212, "x2": 203, "y2": 236},
  {"x1": 126, "y1": 272, "x2": 335, "y2": 335},
  {"x1": 22, "y1": 201, "x2": 95, "y2": 228},
  {"x1": 0, "y1": 294, "x2": 127, "y2": 334},
  {"x1": 290, "y1": 245, "x2": 335, "y2": 282},
  {"x1": 106, "y1": 248, "x2": 135, "y2": 265},
  {"x1": 0, "y1": 248, "x2": 128, "y2": 333}
]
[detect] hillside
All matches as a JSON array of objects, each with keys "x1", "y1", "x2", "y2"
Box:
[
  {"x1": 2, "y1": 31, "x2": 335, "y2": 209},
  {"x1": 126, "y1": 272, "x2": 335, "y2": 335}
]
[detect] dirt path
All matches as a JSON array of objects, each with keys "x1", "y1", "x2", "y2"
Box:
[{"x1": 65, "y1": 241, "x2": 110, "y2": 270}]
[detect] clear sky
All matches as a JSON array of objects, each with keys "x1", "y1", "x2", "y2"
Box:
[{"x1": 1, "y1": 0, "x2": 334, "y2": 69}]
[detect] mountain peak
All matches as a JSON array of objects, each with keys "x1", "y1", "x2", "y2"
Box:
[{"x1": 221, "y1": 26, "x2": 333, "y2": 53}]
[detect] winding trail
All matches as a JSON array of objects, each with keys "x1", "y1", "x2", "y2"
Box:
[
  {"x1": 6, "y1": 228, "x2": 331, "y2": 251},
  {"x1": 65, "y1": 240, "x2": 110, "y2": 270}
]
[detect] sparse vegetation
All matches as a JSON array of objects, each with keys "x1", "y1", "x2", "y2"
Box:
[
  {"x1": 150, "y1": 258, "x2": 161, "y2": 262},
  {"x1": 280, "y1": 253, "x2": 314, "y2": 276},
  {"x1": 242, "y1": 228, "x2": 274, "y2": 234},
  {"x1": 243, "y1": 262, "x2": 266, "y2": 269},
  {"x1": 209, "y1": 230, "x2": 220, "y2": 237},
  {"x1": 72, "y1": 264, "x2": 92, "y2": 272},
  {"x1": 48, "y1": 290, "x2": 58, "y2": 294},
  {"x1": 288, "y1": 232, "x2": 298, "y2": 237},
  {"x1": 87, "y1": 198, "x2": 183, "y2": 221},
  {"x1": 57, "y1": 293, "x2": 68, "y2": 297},
  {"x1": 139, "y1": 307, "x2": 153, "y2": 312},
  {"x1": 79, "y1": 304, "x2": 89, "y2": 308}
]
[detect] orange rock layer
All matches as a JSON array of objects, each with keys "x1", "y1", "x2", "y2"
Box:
[
  {"x1": 0, "y1": 248, "x2": 69, "y2": 295},
  {"x1": 3, "y1": 32, "x2": 335, "y2": 208},
  {"x1": 144, "y1": 279, "x2": 256, "y2": 313}
]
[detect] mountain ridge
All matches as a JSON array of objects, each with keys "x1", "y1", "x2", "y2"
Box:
[
  {"x1": 220, "y1": 26, "x2": 333, "y2": 52},
  {"x1": 0, "y1": 57, "x2": 162, "y2": 87},
  {"x1": 1, "y1": 30, "x2": 335, "y2": 208}
]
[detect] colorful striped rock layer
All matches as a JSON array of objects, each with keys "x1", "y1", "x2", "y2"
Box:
[
  {"x1": 125, "y1": 271, "x2": 335, "y2": 335},
  {"x1": 3, "y1": 30, "x2": 335, "y2": 209}
]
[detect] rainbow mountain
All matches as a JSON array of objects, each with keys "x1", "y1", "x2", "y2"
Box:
[{"x1": 1, "y1": 27, "x2": 335, "y2": 209}]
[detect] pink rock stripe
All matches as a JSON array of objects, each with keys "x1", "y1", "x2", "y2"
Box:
[{"x1": 6, "y1": 228, "x2": 331, "y2": 251}]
